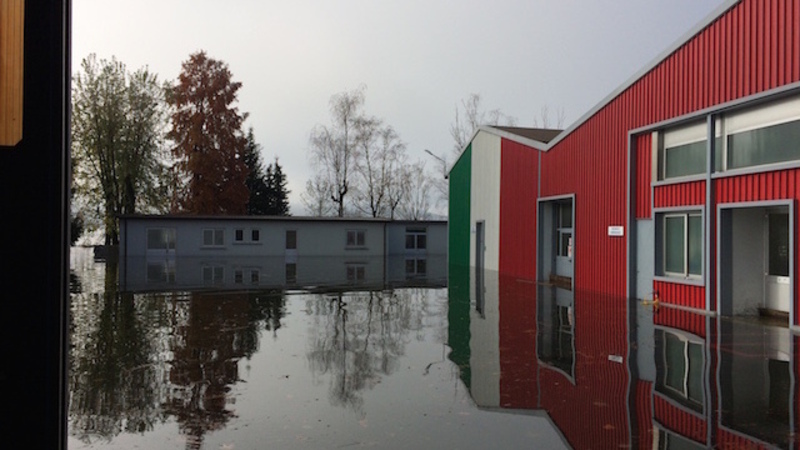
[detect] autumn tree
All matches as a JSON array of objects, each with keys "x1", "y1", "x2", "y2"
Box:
[
  {"x1": 168, "y1": 51, "x2": 249, "y2": 215},
  {"x1": 72, "y1": 54, "x2": 170, "y2": 245}
]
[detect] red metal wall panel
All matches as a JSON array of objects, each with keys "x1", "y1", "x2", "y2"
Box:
[
  {"x1": 498, "y1": 275, "x2": 538, "y2": 409},
  {"x1": 653, "y1": 181, "x2": 706, "y2": 209},
  {"x1": 716, "y1": 428, "x2": 770, "y2": 450},
  {"x1": 537, "y1": 0, "x2": 800, "y2": 297},
  {"x1": 539, "y1": 292, "x2": 630, "y2": 448},
  {"x1": 653, "y1": 394, "x2": 707, "y2": 445},
  {"x1": 653, "y1": 306, "x2": 707, "y2": 338},
  {"x1": 499, "y1": 139, "x2": 539, "y2": 279},
  {"x1": 653, "y1": 280, "x2": 705, "y2": 313}
]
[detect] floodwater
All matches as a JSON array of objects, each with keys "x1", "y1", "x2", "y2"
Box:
[{"x1": 68, "y1": 247, "x2": 799, "y2": 449}]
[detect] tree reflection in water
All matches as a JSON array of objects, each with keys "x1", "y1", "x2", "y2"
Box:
[
  {"x1": 68, "y1": 254, "x2": 286, "y2": 449},
  {"x1": 305, "y1": 288, "x2": 435, "y2": 417}
]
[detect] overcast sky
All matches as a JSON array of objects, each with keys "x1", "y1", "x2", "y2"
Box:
[{"x1": 73, "y1": 0, "x2": 727, "y2": 215}]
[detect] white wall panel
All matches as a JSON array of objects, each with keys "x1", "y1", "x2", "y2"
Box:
[{"x1": 470, "y1": 131, "x2": 502, "y2": 271}]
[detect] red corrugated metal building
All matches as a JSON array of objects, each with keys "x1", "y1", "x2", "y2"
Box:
[{"x1": 448, "y1": 0, "x2": 800, "y2": 329}]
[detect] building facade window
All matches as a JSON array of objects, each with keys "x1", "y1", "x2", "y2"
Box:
[
  {"x1": 251, "y1": 229, "x2": 260, "y2": 242},
  {"x1": 203, "y1": 228, "x2": 224, "y2": 247},
  {"x1": 661, "y1": 212, "x2": 703, "y2": 278},
  {"x1": 405, "y1": 227, "x2": 427, "y2": 250},
  {"x1": 146, "y1": 228, "x2": 176, "y2": 250},
  {"x1": 235, "y1": 229, "x2": 244, "y2": 242},
  {"x1": 659, "y1": 121, "x2": 709, "y2": 180},
  {"x1": 657, "y1": 95, "x2": 800, "y2": 179},
  {"x1": 286, "y1": 230, "x2": 297, "y2": 249},
  {"x1": 346, "y1": 230, "x2": 366, "y2": 248}
]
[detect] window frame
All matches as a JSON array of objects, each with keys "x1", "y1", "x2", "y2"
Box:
[
  {"x1": 660, "y1": 211, "x2": 703, "y2": 280},
  {"x1": 346, "y1": 229, "x2": 366, "y2": 248},
  {"x1": 202, "y1": 228, "x2": 225, "y2": 247},
  {"x1": 405, "y1": 227, "x2": 427, "y2": 250},
  {"x1": 146, "y1": 227, "x2": 176, "y2": 251}
]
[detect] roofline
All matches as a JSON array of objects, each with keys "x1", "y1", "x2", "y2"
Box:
[
  {"x1": 446, "y1": 0, "x2": 740, "y2": 174},
  {"x1": 446, "y1": 125, "x2": 551, "y2": 175},
  {"x1": 118, "y1": 214, "x2": 447, "y2": 224},
  {"x1": 545, "y1": 0, "x2": 740, "y2": 149}
]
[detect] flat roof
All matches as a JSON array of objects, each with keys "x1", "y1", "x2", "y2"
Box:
[{"x1": 118, "y1": 214, "x2": 447, "y2": 225}]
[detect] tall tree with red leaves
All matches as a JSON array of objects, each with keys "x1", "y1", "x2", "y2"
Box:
[{"x1": 168, "y1": 51, "x2": 249, "y2": 214}]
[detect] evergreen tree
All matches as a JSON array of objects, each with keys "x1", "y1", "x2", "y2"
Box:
[
  {"x1": 243, "y1": 128, "x2": 271, "y2": 215},
  {"x1": 266, "y1": 158, "x2": 290, "y2": 216}
]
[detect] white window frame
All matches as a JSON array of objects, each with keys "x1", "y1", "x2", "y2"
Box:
[{"x1": 661, "y1": 212, "x2": 703, "y2": 279}]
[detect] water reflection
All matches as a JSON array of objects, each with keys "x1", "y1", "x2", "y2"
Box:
[
  {"x1": 448, "y1": 263, "x2": 800, "y2": 449},
  {"x1": 70, "y1": 247, "x2": 799, "y2": 449}
]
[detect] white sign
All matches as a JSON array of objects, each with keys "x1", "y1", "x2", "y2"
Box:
[{"x1": 608, "y1": 226, "x2": 624, "y2": 237}]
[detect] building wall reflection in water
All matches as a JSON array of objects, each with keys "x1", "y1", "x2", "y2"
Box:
[{"x1": 449, "y1": 264, "x2": 799, "y2": 449}]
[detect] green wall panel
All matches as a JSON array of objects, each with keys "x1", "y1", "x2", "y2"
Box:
[{"x1": 448, "y1": 144, "x2": 472, "y2": 268}]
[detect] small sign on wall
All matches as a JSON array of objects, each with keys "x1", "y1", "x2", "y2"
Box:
[{"x1": 608, "y1": 226, "x2": 624, "y2": 237}]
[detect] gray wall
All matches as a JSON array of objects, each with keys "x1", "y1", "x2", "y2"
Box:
[{"x1": 730, "y1": 208, "x2": 766, "y2": 315}]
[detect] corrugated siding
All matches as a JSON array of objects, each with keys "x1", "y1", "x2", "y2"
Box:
[
  {"x1": 540, "y1": 292, "x2": 629, "y2": 448},
  {"x1": 653, "y1": 181, "x2": 706, "y2": 209},
  {"x1": 653, "y1": 395, "x2": 707, "y2": 445},
  {"x1": 540, "y1": 0, "x2": 800, "y2": 297},
  {"x1": 499, "y1": 139, "x2": 539, "y2": 279},
  {"x1": 471, "y1": 132, "x2": 502, "y2": 271},
  {"x1": 498, "y1": 275, "x2": 538, "y2": 409},
  {"x1": 448, "y1": 144, "x2": 472, "y2": 268},
  {"x1": 653, "y1": 280, "x2": 706, "y2": 313},
  {"x1": 653, "y1": 307, "x2": 707, "y2": 338},
  {"x1": 717, "y1": 428, "x2": 770, "y2": 449},
  {"x1": 634, "y1": 134, "x2": 652, "y2": 219}
]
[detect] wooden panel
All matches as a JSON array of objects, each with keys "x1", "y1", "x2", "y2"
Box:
[{"x1": 0, "y1": 0, "x2": 24, "y2": 146}]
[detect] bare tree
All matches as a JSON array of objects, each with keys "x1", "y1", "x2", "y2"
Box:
[
  {"x1": 531, "y1": 104, "x2": 566, "y2": 129},
  {"x1": 353, "y1": 121, "x2": 407, "y2": 218},
  {"x1": 397, "y1": 159, "x2": 432, "y2": 220},
  {"x1": 449, "y1": 93, "x2": 517, "y2": 157},
  {"x1": 308, "y1": 87, "x2": 365, "y2": 217},
  {"x1": 301, "y1": 174, "x2": 334, "y2": 217}
]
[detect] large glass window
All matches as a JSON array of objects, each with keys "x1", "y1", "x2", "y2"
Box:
[
  {"x1": 727, "y1": 119, "x2": 800, "y2": 170},
  {"x1": 662, "y1": 212, "x2": 702, "y2": 278}
]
